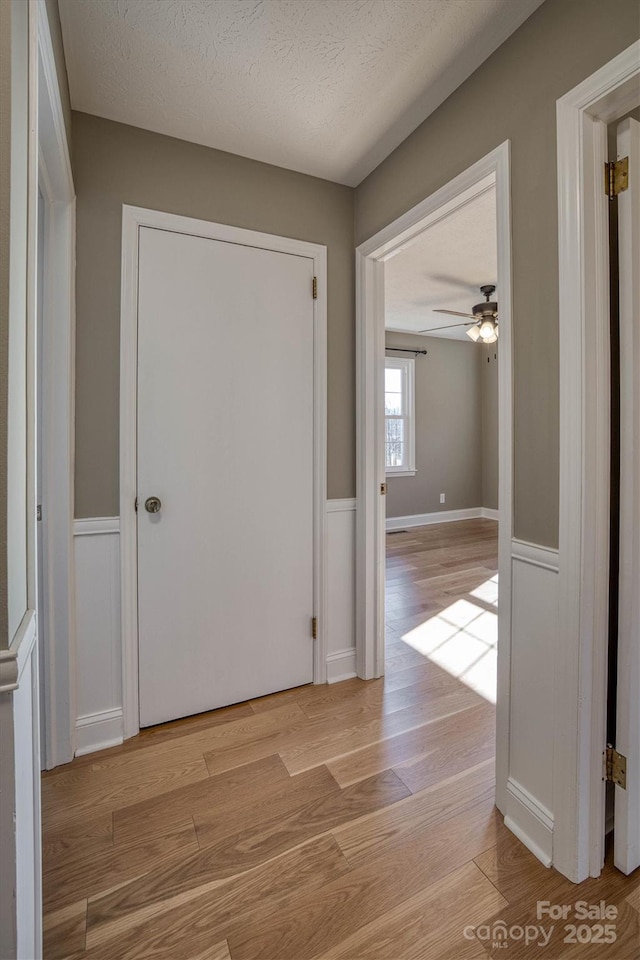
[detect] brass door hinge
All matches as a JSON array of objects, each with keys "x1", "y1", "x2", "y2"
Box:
[
  {"x1": 603, "y1": 744, "x2": 627, "y2": 788},
  {"x1": 605, "y1": 157, "x2": 629, "y2": 200},
  {"x1": 380, "y1": 482, "x2": 387, "y2": 495},
  {"x1": 311, "y1": 616, "x2": 317, "y2": 640},
  {"x1": 312, "y1": 276, "x2": 318, "y2": 300}
]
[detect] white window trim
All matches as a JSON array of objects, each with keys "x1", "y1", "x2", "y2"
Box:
[{"x1": 384, "y1": 356, "x2": 416, "y2": 476}]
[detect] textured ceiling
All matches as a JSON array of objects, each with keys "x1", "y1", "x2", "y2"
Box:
[
  {"x1": 385, "y1": 186, "x2": 497, "y2": 341},
  {"x1": 58, "y1": 0, "x2": 544, "y2": 186}
]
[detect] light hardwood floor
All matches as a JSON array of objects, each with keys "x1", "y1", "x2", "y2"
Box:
[{"x1": 42, "y1": 519, "x2": 639, "y2": 959}]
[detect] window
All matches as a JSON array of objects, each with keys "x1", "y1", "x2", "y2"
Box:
[{"x1": 385, "y1": 357, "x2": 416, "y2": 476}]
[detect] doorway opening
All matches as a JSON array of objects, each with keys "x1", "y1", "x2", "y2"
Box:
[
  {"x1": 356, "y1": 143, "x2": 513, "y2": 812},
  {"x1": 383, "y1": 184, "x2": 500, "y2": 724}
]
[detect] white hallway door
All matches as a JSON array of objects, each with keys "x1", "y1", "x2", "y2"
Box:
[
  {"x1": 614, "y1": 116, "x2": 639, "y2": 875},
  {"x1": 137, "y1": 226, "x2": 315, "y2": 727}
]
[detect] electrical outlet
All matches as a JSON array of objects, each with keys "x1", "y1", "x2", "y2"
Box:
[{"x1": 440, "y1": 493, "x2": 445, "y2": 504}]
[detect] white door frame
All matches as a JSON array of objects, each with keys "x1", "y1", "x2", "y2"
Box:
[
  {"x1": 35, "y1": 2, "x2": 76, "y2": 768},
  {"x1": 355, "y1": 142, "x2": 513, "y2": 812},
  {"x1": 120, "y1": 206, "x2": 327, "y2": 739},
  {"x1": 555, "y1": 40, "x2": 640, "y2": 883}
]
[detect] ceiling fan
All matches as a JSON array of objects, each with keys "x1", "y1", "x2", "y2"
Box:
[{"x1": 420, "y1": 284, "x2": 499, "y2": 343}]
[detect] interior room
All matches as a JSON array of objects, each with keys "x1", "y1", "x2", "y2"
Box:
[
  {"x1": 383, "y1": 186, "x2": 500, "y2": 712},
  {"x1": 1, "y1": 2, "x2": 639, "y2": 958}
]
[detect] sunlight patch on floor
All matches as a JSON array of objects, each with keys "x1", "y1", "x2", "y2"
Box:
[
  {"x1": 470, "y1": 573, "x2": 498, "y2": 607},
  {"x1": 401, "y1": 577, "x2": 498, "y2": 703}
]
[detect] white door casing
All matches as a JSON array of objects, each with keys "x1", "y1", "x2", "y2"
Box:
[
  {"x1": 556, "y1": 40, "x2": 640, "y2": 883},
  {"x1": 614, "y1": 116, "x2": 640, "y2": 876},
  {"x1": 120, "y1": 208, "x2": 327, "y2": 735},
  {"x1": 36, "y1": 0, "x2": 76, "y2": 769}
]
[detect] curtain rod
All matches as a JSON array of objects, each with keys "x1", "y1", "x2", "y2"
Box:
[{"x1": 385, "y1": 346, "x2": 428, "y2": 356}]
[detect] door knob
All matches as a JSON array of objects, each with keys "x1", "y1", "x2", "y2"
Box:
[{"x1": 144, "y1": 496, "x2": 162, "y2": 514}]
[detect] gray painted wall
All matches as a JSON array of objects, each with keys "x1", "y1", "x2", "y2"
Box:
[
  {"x1": 70, "y1": 0, "x2": 639, "y2": 537},
  {"x1": 72, "y1": 112, "x2": 355, "y2": 518},
  {"x1": 357, "y1": 0, "x2": 640, "y2": 548},
  {"x1": 385, "y1": 332, "x2": 498, "y2": 519}
]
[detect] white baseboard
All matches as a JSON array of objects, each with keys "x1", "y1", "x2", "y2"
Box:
[
  {"x1": 326, "y1": 648, "x2": 357, "y2": 684},
  {"x1": 75, "y1": 708, "x2": 124, "y2": 756},
  {"x1": 505, "y1": 777, "x2": 553, "y2": 868},
  {"x1": 386, "y1": 506, "x2": 498, "y2": 531}
]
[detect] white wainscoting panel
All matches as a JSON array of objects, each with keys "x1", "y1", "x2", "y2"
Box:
[
  {"x1": 506, "y1": 538, "x2": 559, "y2": 866},
  {"x1": 326, "y1": 499, "x2": 357, "y2": 682},
  {"x1": 73, "y1": 518, "x2": 123, "y2": 755}
]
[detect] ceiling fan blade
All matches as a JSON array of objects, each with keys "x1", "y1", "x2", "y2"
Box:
[
  {"x1": 433, "y1": 309, "x2": 476, "y2": 319},
  {"x1": 419, "y1": 321, "x2": 476, "y2": 333}
]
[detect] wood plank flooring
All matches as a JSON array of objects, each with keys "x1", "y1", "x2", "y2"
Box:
[{"x1": 42, "y1": 519, "x2": 639, "y2": 959}]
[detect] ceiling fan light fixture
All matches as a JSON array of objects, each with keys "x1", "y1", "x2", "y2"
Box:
[
  {"x1": 433, "y1": 285, "x2": 498, "y2": 344},
  {"x1": 479, "y1": 319, "x2": 496, "y2": 340}
]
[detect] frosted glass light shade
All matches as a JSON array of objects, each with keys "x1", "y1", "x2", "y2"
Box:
[
  {"x1": 479, "y1": 319, "x2": 496, "y2": 340},
  {"x1": 466, "y1": 324, "x2": 481, "y2": 341}
]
